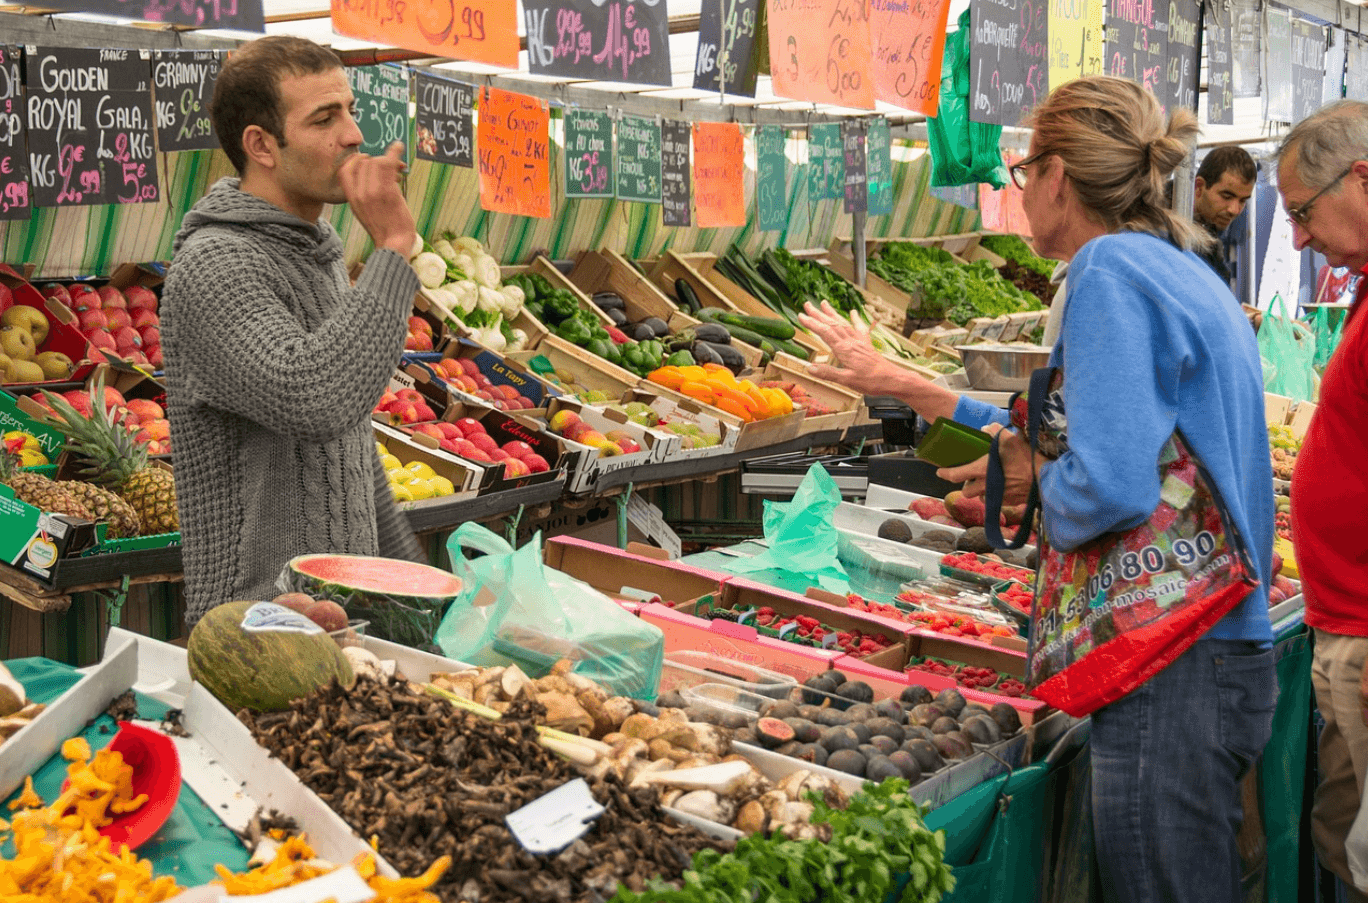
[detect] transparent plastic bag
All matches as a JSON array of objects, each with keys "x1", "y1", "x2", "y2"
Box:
[{"x1": 436, "y1": 523, "x2": 664, "y2": 700}]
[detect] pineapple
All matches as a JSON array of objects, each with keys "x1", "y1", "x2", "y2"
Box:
[
  {"x1": 55, "y1": 480, "x2": 141, "y2": 539},
  {"x1": 39, "y1": 376, "x2": 179, "y2": 536},
  {"x1": 0, "y1": 451, "x2": 95, "y2": 521}
]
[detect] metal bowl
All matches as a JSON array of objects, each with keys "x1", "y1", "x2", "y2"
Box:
[{"x1": 954, "y1": 344, "x2": 1052, "y2": 391}]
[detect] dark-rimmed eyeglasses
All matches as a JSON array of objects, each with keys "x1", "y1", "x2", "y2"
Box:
[
  {"x1": 1287, "y1": 164, "x2": 1355, "y2": 226},
  {"x1": 1009, "y1": 150, "x2": 1050, "y2": 190}
]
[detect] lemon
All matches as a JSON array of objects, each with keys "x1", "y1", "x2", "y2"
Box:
[
  {"x1": 403, "y1": 477, "x2": 437, "y2": 500},
  {"x1": 380, "y1": 453, "x2": 403, "y2": 471},
  {"x1": 17, "y1": 448, "x2": 48, "y2": 467},
  {"x1": 375, "y1": 440, "x2": 388, "y2": 456},
  {"x1": 429, "y1": 475, "x2": 456, "y2": 496},
  {"x1": 404, "y1": 461, "x2": 438, "y2": 480},
  {"x1": 390, "y1": 482, "x2": 414, "y2": 502}
]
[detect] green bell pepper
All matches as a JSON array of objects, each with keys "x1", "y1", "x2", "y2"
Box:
[{"x1": 556, "y1": 318, "x2": 593, "y2": 345}]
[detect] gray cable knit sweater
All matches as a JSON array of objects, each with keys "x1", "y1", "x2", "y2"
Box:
[{"x1": 162, "y1": 178, "x2": 423, "y2": 628}]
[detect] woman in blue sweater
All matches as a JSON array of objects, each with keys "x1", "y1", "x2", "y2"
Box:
[{"x1": 804, "y1": 77, "x2": 1275, "y2": 903}]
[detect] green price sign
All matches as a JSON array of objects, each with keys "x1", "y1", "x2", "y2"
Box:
[
  {"x1": 807, "y1": 123, "x2": 844, "y2": 201},
  {"x1": 866, "y1": 118, "x2": 893, "y2": 216},
  {"x1": 565, "y1": 110, "x2": 614, "y2": 198},
  {"x1": 347, "y1": 64, "x2": 410, "y2": 161},
  {"x1": 757, "y1": 125, "x2": 787, "y2": 232},
  {"x1": 615, "y1": 115, "x2": 662, "y2": 204}
]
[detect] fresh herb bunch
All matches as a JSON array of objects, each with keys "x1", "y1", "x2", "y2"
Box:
[
  {"x1": 979, "y1": 234, "x2": 1059, "y2": 280},
  {"x1": 871, "y1": 243, "x2": 1043, "y2": 325},
  {"x1": 610, "y1": 779, "x2": 955, "y2": 903}
]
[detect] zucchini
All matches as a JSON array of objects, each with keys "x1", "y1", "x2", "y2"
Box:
[
  {"x1": 718, "y1": 324, "x2": 769, "y2": 347},
  {"x1": 675, "y1": 278, "x2": 702, "y2": 314},
  {"x1": 715, "y1": 311, "x2": 796, "y2": 340},
  {"x1": 773, "y1": 338, "x2": 810, "y2": 360}
]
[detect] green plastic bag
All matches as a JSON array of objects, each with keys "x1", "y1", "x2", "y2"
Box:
[
  {"x1": 1311, "y1": 305, "x2": 1345, "y2": 372},
  {"x1": 926, "y1": 9, "x2": 1009, "y2": 189},
  {"x1": 1258, "y1": 294, "x2": 1318, "y2": 402},
  {"x1": 723, "y1": 463, "x2": 851, "y2": 593},
  {"x1": 436, "y1": 524, "x2": 664, "y2": 700}
]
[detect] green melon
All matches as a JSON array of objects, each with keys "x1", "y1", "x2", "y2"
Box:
[
  {"x1": 282, "y1": 553, "x2": 464, "y2": 650},
  {"x1": 188, "y1": 600, "x2": 354, "y2": 712}
]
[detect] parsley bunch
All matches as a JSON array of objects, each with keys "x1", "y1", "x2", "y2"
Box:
[
  {"x1": 978, "y1": 234, "x2": 1059, "y2": 280},
  {"x1": 610, "y1": 779, "x2": 955, "y2": 903}
]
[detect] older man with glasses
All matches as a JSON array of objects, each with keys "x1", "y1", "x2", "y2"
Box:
[{"x1": 1275, "y1": 98, "x2": 1368, "y2": 901}]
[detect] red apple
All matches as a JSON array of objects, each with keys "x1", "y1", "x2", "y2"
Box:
[
  {"x1": 455, "y1": 375, "x2": 479, "y2": 394},
  {"x1": 395, "y1": 388, "x2": 424, "y2": 404},
  {"x1": 70, "y1": 286, "x2": 99, "y2": 312},
  {"x1": 60, "y1": 390, "x2": 93, "y2": 418},
  {"x1": 434, "y1": 422, "x2": 461, "y2": 440},
  {"x1": 139, "y1": 325, "x2": 161, "y2": 348},
  {"x1": 125, "y1": 285, "x2": 158, "y2": 311},
  {"x1": 84, "y1": 329, "x2": 117, "y2": 352},
  {"x1": 375, "y1": 390, "x2": 398, "y2": 411},
  {"x1": 113, "y1": 325, "x2": 142, "y2": 350},
  {"x1": 412, "y1": 402, "x2": 437, "y2": 422},
  {"x1": 145, "y1": 344, "x2": 163, "y2": 368},
  {"x1": 464, "y1": 448, "x2": 494, "y2": 463},
  {"x1": 458, "y1": 359, "x2": 480, "y2": 377},
  {"x1": 40, "y1": 283, "x2": 70, "y2": 306},
  {"x1": 97, "y1": 286, "x2": 126, "y2": 310},
  {"x1": 490, "y1": 400, "x2": 508, "y2": 411},
  {"x1": 488, "y1": 449, "x2": 510, "y2": 461},
  {"x1": 131, "y1": 309, "x2": 159, "y2": 330},
  {"x1": 78, "y1": 308, "x2": 109, "y2": 331},
  {"x1": 615, "y1": 438, "x2": 641, "y2": 454},
  {"x1": 125, "y1": 350, "x2": 150, "y2": 365},
  {"x1": 439, "y1": 438, "x2": 461, "y2": 454},
  {"x1": 105, "y1": 308, "x2": 133, "y2": 331},
  {"x1": 412, "y1": 423, "x2": 444, "y2": 441},
  {"x1": 472, "y1": 374, "x2": 493, "y2": 389},
  {"x1": 469, "y1": 433, "x2": 500, "y2": 455},
  {"x1": 408, "y1": 331, "x2": 434, "y2": 352},
  {"x1": 522, "y1": 454, "x2": 550, "y2": 473},
  {"x1": 503, "y1": 458, "x2": 531, "y2": 478},
  {"x1": 0, "y1": 283, "x2": 12, "y2": 315},
  {"x1": 455, "y1": 417, "x2": 484, "y2": 437},
  {"x1": 501, "y1": 440, "x2": 535, "y2": 459},
  {"x1": 407, "y1": 315, "x2": 433, "y2": 336},
  {"x1": 452, "y1": 438, "x2": 479, "y2": 457}
]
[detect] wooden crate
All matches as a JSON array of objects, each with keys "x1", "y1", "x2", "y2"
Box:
[{"x1": 759, "y1": 359, "x2": 861, "y2": 437}]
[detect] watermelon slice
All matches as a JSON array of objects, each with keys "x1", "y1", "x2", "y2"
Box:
[{"x1": 283, "y1": 554, "x2": 464, "y2": 650}]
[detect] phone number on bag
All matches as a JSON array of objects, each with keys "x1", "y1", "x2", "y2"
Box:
[{"x1": 1082, "y1": 531, "x2": 1216, "y2": 602}]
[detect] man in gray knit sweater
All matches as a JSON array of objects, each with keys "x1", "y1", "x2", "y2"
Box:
[{"x1": 161, "y1": 36, "x2": 424, "y2": 629}]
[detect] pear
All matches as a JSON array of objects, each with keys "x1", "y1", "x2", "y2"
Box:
[
  {"x1": 0, "y1": 325, "x2": 35, "y2": 361},
  {"x1": 35, "y1": 351, "x2": 75, "y2": 381},
  {"x1": 5, "y1": 359, "x2": 43, "y2": 384},
  {"x1": 1, "y1": 307, "x2": 48, "y2": 346}
]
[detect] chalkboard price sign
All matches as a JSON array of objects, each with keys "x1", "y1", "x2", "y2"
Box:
[
  {"x1": 756, "y1": 124, "x2": 786, "y2": 232},
  {"x1": 660, "y1": 119, "x2": 691, "y2": 227},
  {"x1": 347, "y1": 64, "x2": 410, "y2": 160},
  {"x1": 694, "y1": 0, "x2": 760, "y2": 95},
  {"x1": 1166, "y1": 0, "x2": 1200, "y2": 112},
  {"x1": 1205, "y1": 0, "x2": 1235, "y2": 124},
  {"x1": 25, "y1": 47, "x2": 159, "y2": 207},
  {"x1": 1263, "y1": 6, "x2": 1293, "y2": 122},
  {"x1": 841, "y1": 121, "x2": 866, "y2": 214},
  {"x1": 1347, "y1": 34, "x2": 1368, "y2": 103},
  {"x1": 807, "y1": 123, "x2": 844, "y2": 201},
  {"x1": 866, "y1": 117, "x2": 892, "y2": 216},
  {"x1": 152, "y1": 50, "x2": 222, "y2": 152},
  {"x1": 1104, "y1": 0, "x2": 1168, "y2": 103},
  {"x1": 616, "y1": 115, "x2": 662, "y2": 203},
  {"x1": 525, "y1": 0, "x2": 672, "y2": 86},
  {"x1": 1291, "y1": 18, "x2": 1326, "y2": 125},
  {"x1": 0, "y1": 45, "x2": 29, "y2": 221},
  {"x1": 1230, "y1": 0, "x2": 1260, "y2": 96},
  {"x1": 969, "y1": 0, "x2": 1049, "y2": 127},
  {"x1": 39, "y1": 0, "x2": 264, "y2": 31},
  {"x1": 415, "y1": 72, "x2": 474, "y2": 168},
  {"x1": 565, "y1": 109, "x2": 613, "y2": 198}
]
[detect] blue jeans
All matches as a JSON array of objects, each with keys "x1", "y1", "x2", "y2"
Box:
[{"x1": 1090, "y1": 637, "x2": 1278, "y2": 903}]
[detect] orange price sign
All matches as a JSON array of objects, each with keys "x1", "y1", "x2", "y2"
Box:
[
  {"x1": 330, "y1": 0, "x2": 518, "y2": 68},
  {"x1": 870, "y1": 0, "x2": 951, "y2": 115},
  {"x1": 692, "y1": 123, "x2": 745, "y2": 228},
  {"x1": 478, "y1": 88, "x2": 551, "y2": 218},
  {"x1": 766, "y1": 0, "x2": 876, "y2": 109},
  {"x1": 979, "y1": 154, "x2": 1030, "y2": 236}
]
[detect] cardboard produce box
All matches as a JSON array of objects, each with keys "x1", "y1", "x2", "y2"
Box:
[
  {"x1": 638, "y1": 601, "x2": 842, "y2": 684},
  {"x1": 388, "y1": 400, "x2": 571, "y2": 494},
  {"x1": 543, "y1": 536, "x2": 726, "y2": 608},
  {"x1": 0, "y1": 265, "x2": 94, "y2": 386},
  {"x1": 0, "y1": 481, "x2": 98, "y2": 586},
  {"x1": 618, "y1": 388, "x2": 737, "y2": 457},
  {"x1": 641, "y1": 379, "x2": 806, "y2": 453},
  {"x1": 374, "y1": 422, "x2": 482, "y2": 501},
  {"x1": 418, "y1": 335, "x2": 561, "y2": 411},
  {"x1": 835, "y1": 641, "x2": 1047, "y2": 724},
  {"x1": 701, "y1": 579, "x2": 917, "y2": 653},
  {"x1": 545, "y1": 396, "x2": 672, "y2": 493},
  {"x1": 0, "y1": 389, "x2": 67, "y2": 459}
]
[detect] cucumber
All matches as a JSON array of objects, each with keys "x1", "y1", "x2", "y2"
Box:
[
  {"x1": 718, "y1": 324, "x2": 770, "y2": 347},
  {"x1": 674, "y1": 278, "x2": 702, "y2": 314},
  {"x1": 773, "y1": 338, "x2": 810, "y2": 360},
  {"x1": 715, "y1": 311, "x2": 796, "y2": 340}
]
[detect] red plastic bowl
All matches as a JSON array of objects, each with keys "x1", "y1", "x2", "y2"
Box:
[{"x1": 61, "y1": 722, "x2": 181, "y2": 852}]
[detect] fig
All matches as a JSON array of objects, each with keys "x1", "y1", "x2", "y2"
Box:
[
  {"x1": 878, "y1": 518, "x2": 913, "y2": 543},
  {"x1": 934, "y1": 733, "x2": 973, "y2": 760},
  {"x1": 904, "y1": 725, "x2": 937, "y2": 743},
  {"x1": 910, "y1": 704, "x2": 945, "y2": 727},
  {"x1": 816, "y1": 707, "x2": 850, "y2": 727},
  {"x1": 820, "y1": 726, "x2": 861, "y2": 753},
  {"x1": 865, "y1": 717, "x2": 905, "y2": 745},
  {"x1": 845, "y1": 703, "x2": 879, "y2": 722},
  {"x1": 900, "y1": 684, "x2": 934, "y2": 708},
  {"x1": 827, "y1": 670, "x2": 850, "y2": 687},
  {"x1": 783, "y1": 717, "x2": 821, "y2": 744},
  {"x1": 836, "y1": 681, "x2": 874, "y2": 705},
  {"x1": 756, "y1": 717, "x2": 797, "y2": 749},
  {"x1": 991, "y1": 703, "x2": 1022, "y2": 737},
  {"x1": 762, "y1": 699, "x2": 800, "y2": 720},
  {"x1": 873, "y1": 699, "x2": 906, "y2": 723},
  {"x1": 866, "y1": 755, "x2": 904, "y2": 782},
  {"x1": 961, "y1": 714, "x2": 1002, "y2": 745},
  {"x1": 934, "y1": 688, "x2": 966, "y2": 718},
  {"x1": 931, "y1": 716, "x2": 961, "y2": 735},
  {"x1": 866, "y1": 735, "x2": 899, "y2": 756},
  {"x1": 826, "y1": 749, "x2": 868, "y2": 776},
  {"x1": 959, "y1": 703, "x2": 992, "y2": 722},
  {"x1": 848, "y1": 722, "x2": 872, "y2": 744},
  {"x1": 792, "y1": 743, "x2": 828, "y2": 766},
  {"x1": 797, "y1": 704, "x2": 826, "y2": 722},
  {"x1": 905, "y1": 738, "x2": 944, "y2": 772},
  {"x1": 888, "y1": 750, "x2": 923, "y2": 783}
]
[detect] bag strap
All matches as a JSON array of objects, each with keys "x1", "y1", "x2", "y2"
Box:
[{"x1": 983, "y1": 366, "x2": 1055, "y2": 549}]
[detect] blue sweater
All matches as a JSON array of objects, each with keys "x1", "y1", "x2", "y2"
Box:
[{"x1": 954, "y1": 232, "x2": 1273, "y2": 643}]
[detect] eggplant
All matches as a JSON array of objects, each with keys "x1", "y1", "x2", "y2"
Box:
[
  {"x1": 593, "y1": 292, "x2": 627, "y2": 311},
  {"x1": 628, "y1": 322, "x2": 657, "y2": 342},
  {"x1": 690, "y1": 341, "x2": 724, "y2": 366},
  {"x1": 697, "y1": 341, "x2": 746, "y2": 374},
  {"x1": 691, "y1": 323, "x2": 732, "y2": 345},
  {"x1": 641, "y1": 316, "x2": 671, "y2": 338},
  {"x1": 606, "y1": 307, "x2": 629, "y2": 327}
]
